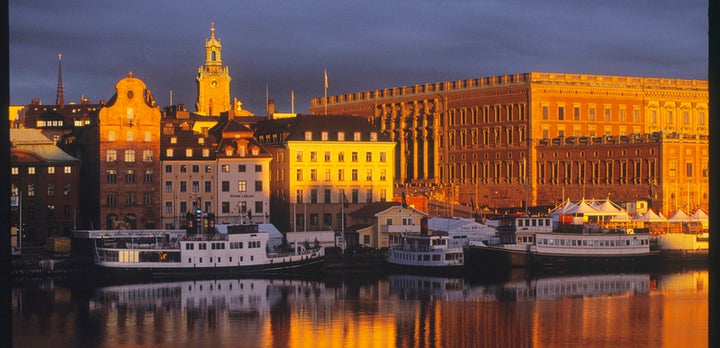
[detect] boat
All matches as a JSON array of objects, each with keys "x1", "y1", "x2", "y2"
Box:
[
  {"x1": 386, "y1": 231, "x2": 465, "y2": 272},
  {"x1": 465, "y1": 215, "x2": 660, "y2": 268},
  {"x1": 74, "y1": 224, "x2": 325, "y2": 277}
]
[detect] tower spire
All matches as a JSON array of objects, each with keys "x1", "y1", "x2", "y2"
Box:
[
  {"x1": 56, "y1": 53, "x2": 65, "y2": 106},
  {"x1": 210, "y1": 22, "x2": 215, "y2": 39}
]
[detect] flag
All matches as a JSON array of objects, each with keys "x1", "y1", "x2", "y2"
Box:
[
  {"x1": 324, "y1": 69, "x2": 328, "y2": 89},
  {"x1": 342, "y1": 191, "x2": 349, "y2": 208}
]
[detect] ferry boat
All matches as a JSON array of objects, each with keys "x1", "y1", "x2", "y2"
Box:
[
  {"x1": 465, "y1": 215, "x2": 659, "y2": 268},
  {"x1": 386, "y1": 232, "x2": 465, "y2": 272},
  {"x1": 74, "y1": 224, "x2": 325, "y2": 277}
]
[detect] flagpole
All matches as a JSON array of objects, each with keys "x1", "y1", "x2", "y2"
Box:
[
  {"x1": 265, "y1": 84, "x2": 269, "y2": 115},
  {"x1": 291, "y1": 90, "x2": 295, "y2": 114},
  {"x1": 323, "y1": 68, "x2": 328, "y2": 115}
]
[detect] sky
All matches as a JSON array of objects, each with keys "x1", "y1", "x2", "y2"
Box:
[{"x1": 9, "y1": 0, "x2": 708, "y2": 115}]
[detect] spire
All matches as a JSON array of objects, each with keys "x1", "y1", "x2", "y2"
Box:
[
  {"x1": 56, "y1": 53, "x2": 64, "y2": 106},
  {"x1": 210, "y1": 22, "x2": 215, "y2": 39}
]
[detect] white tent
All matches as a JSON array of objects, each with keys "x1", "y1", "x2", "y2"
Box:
[
  {"x1": 633, "y1": 209, "x2": 667, "y2": 222},
  {"x1": 668, "y1": 209, "x2": 691, "y2": 221}
]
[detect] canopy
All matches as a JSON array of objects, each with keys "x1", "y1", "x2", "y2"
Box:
[
  {"x1": 668, "y1": 209, "x2": 691, "y2": 221},
  {"x1": 633, "y1": 209, "x2": 667, "y2": 222}
]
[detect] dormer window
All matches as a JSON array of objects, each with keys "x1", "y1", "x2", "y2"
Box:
[
  {"x1": 370, "y1": 132, "x2": 378, "y2": 141},
  {"x1": 237, "y1": 146, "x2": 246, "y2": 157},
  {"x1": 225, "y1": 148, "x2": 233, "y2": 156},
  {"x1": 321, "y1": 132, "x2": 329, "y2": 141},
  {"x1": 185, "y1": 149, "x2": 193, "y2": 157},
  {"x1": 337, "y1": 132, "x2": 345, "y2": 141},
  {"x1": 304, "y1": 131, "x2": 313, "y2": 141},
  {"x1": 353, "y1": 132, "x2": 361, "y2": 141},
  {"x1": 251, "y1": 147, "x2": 259, "y2": 156},
  {"x1": 170, "y1": 137, "x2": 177, "y2": 144},
  {"x1": 198, "y1": 137, "x2": 205, "y2": 144}
]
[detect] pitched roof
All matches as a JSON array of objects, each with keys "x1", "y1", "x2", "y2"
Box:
[
  {"x1": 348, "y1": 202, "x2": 402, "y2": 217},
  {"x1": 10, "y1": 129, "x2": 80, "y2": 163}
]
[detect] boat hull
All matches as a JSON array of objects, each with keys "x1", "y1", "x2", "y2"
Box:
[
  {"x1": 464, "y1": 244, "x2": 659, "y2": 269},
  {"x1": 95, "y1": 255, "x2": 326, "y2": 279}
]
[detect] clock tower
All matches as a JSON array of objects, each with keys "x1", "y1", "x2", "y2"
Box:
[{"x1": 196, "y1": 23, "x2": 231, "y2": 116}]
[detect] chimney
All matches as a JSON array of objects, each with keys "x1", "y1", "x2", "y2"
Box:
[{"x1": 267, "y1": 99, "x2": 275, "y2": 116}]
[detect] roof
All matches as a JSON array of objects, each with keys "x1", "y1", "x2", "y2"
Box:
[
  {"x1": 348, "y1": 202, "x2": 402, "y2": 218},
  {"x1": 10, "y1": 129, "x2": 80, "y2": 163},
  {"x1": 254, "y1": 114, "x2": 390, "y2": 143}
]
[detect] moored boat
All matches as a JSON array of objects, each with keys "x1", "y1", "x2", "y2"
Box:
[
  {"x1": 465, "y1": 215, "x2": 659, "y2": 268},
  {"x1": 386, "y1": 232, "x2": 465, "y2": 273},
  {"x1": 74, "y1": 224, "x2": 325, "y2": 277}
]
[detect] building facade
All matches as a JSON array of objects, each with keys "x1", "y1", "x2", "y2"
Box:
[
  {"x1": 255, "y1": 115, "x2": 396, "y2": 233},
  {"x1": 195, "y1": 23, "x2": 231, "y2": 116},
  {"x1": 77, "y1": 73, "x2": 162, "y2": 229},
  {"x1": 10, "y1": 129, "x2": 80, "y2": 243},
  {"x1": 309, "y1": 72, "x2": 708, "y2": 214}
]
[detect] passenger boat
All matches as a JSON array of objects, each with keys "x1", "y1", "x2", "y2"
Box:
[
  {"x1": 464, "y1": 215, "x2": 659, "y2": 268},
  {"x1": 386, "y1": 232, "x2": 465, "y2": 272},
  {"x1": 74, "y1": 224, "x2": 325, "y2": 277}
]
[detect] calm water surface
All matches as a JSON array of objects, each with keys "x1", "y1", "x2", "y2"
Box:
[{"x1": 12, "y1": 268, "x2": 708, "y2": 347}]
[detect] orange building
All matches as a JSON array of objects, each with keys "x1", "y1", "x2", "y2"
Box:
[
  {"x1": 309, "y1": 72, "x2": 708, "y2": 214},
  {"x1": 76, "y1": 72, "x2": 162, "y2": 229}
]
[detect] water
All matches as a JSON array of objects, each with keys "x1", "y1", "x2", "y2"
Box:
[{"x1": 11, "y1": 268, "x2": 708, "y2": 348}]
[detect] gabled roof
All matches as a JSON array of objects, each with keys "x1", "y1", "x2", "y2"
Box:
[{"x1": 348, "y1": 202, "x2": 402, "y2": 218}]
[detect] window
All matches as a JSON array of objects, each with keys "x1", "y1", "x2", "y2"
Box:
[
  {"x1": 380, "y1": 169, "x2": 387, "y2": 181},
  {"x1": 107, "y1": 170, "x2": 117, "y2": 183},
  {"x1": 170, "y1": 137, "x2": 177, "y2": 144},
  {"x1": 108, "y1": 131, "x2": 116, "y2": 142},
  {"x1": 366, "y1": 152, "x2": 372, "y2": 162},
  {"x1": 145, "y1": 131, "x2": 152, "y2": 142},
  {"x1": 166, "y1": 149, "x2": 174, "y2": 157},
  {"x1": 352, "y1": 152, "x2": 358, "y2": 162},
  {"x1": 202, "y1": 148, "x2": 210, "y2": 157},
  {"x1": 64, "y1": 184, "x2": 71, "y2": 196},
  {"x1": 296, "y1": 169, "x2": 303, "y2": 181},
  {"x1": 180, "y1": 181, "x2": 187, "y2": 193},
  {"x1": 144, "y1": 170, "x2": 153, "y2": 183},
  {"x1": 64, "y1": 166, "x2": 71, "y2": 174},
  {"x1": 324, "y1": 151, "x2": 331, "y2": 162},
  {"x1": 106, "y1": 150, "x2": 117, "y2": 162},
  {"x1": 204, "y1": 181, "x2": 212, "y2": 193},
  {"x1": 351, "y1": 169, "x2": 358, "y2": 181},
  {"x1": 338, "y1": 169, "x2": 345, "y2": 181},
  {"x1": 125, "y1": 170, "x2": 135, "y2": 183},
  {"x1": 165, "y1": 181, "x2": 172, "y2": 193},
  {"x1": 11, "y1": 167, "x2": 18, "y2": 175},
  {"x1": 165, "y1": 165, "x2": 173, "y2": 173},
  {"x1": 558, "y1": 106, "x2": 564, "y2": 120},
  {"x1": 542, "y1": 105, "x2": 549, "y2": 120},
  {"x1": 337, "y1": 132, "x2": 345, "y2": 141},
  {"x1": 185, "y1": 149, "x2": 193, "y2": 157},
  {"x1": 221, "y1": 164, "x2": 229, "y2": 172},
  {"x1": 366, "y1": 169, "x2": 372, "y2": 181},
  {"x1": 324, "y1": 189, "x2": 331, "y2": 203},
  {"x1": 192, "y1": 165, "x2": 200, "y2": 173},
  {"x1": 324, "y1": 169, "x2": 331, "y2": 181},
  {"x1": 27, "y1": 184, "x2": 35, "y2": 197},
  {"x1": 296, "y1": 151, "x2": 303, "y2": 162},
  {"x1": 106, "y1": 192, "x2": 117, "y2": 205},
  {"x1": 143, "y1": 150, "x2": 153, "y2": 162},
  {"x1": 305, "y1": 131, "x2": 313, "y2": 140},
  {"x1": 222, "y1": 202, "x2": 230, "y2": 214},
  {"x1": 321, "y1": 131, "x2": 329, "y2": 140},
  {"x1": 180, "y1": 165, "x2": 187, "y2": 173},
  {"x1": 338, "y1": 152, "x2": 345, "y2": 162},
  {"x1": 255, "y1": 201, "x2": 264, "y2": 214},
  {"x1": 380, "y1": 152, "x2": 387, "y2": 162},
  {"x1": 238, "y1": 165, "x2": 246, "y2": 172},
  {"x1": 165, "y1": 202, "x2": 173, "y2": 214},
  {"x1": 589, "y1": 107, "x2": 596, "y2": 121},
  {"x1": 47, "y1": 184, "x2": 55, "y2": 196},
  {"x1": 310, "y1": 151, "x2": 317, "y2": 162},
  {"x1": 48, "y1": 166, "x2": 55, "y2": 174},
  {"x1": 205, "y1": 165, "x2": 212, "y2": 173},
  {"x1": 124, "y1": 150, "x2": 135, "y2": 162},
  {"x1": 192, "y1": 181, "x2": 200, "y2": 193},
  {"x1": 238, "y1": 180, "x2": 247, "y2": 192},
  {"x1": 573, "y1": 106, "x2": 580, "y2": 121},
  {"x1": 125, "y1": 192, "x2": 136, "y2": 205},
  {"x1": 255, "y1": 181, "x2": 263, "y2": 191},
  {"x1": 310, "y1": 169, "x2": 317, "y2": 181},
  {"x1": 370, "y1": 132, "x2": 378, "y2": 141},
  {"x1": 353, "y1": 132, "x2": 361, "y2": 141},
  {"x1": 255, "y1": 165, "x2": 262, "y2": 172},
  {"x1": 221, "y1": 181, "x2": 230, "y2": 192},
  {"x1": 144, "y1": 192, "x2": 153, "y2": 205}
]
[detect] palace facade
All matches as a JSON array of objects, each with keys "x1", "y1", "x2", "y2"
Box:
[{"x1": 308, "y1": 72, "x2": 708, "y2": 214}]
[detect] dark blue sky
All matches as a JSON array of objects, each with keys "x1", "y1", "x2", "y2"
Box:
[{"x1": 9, "y1": 0, "x2": 708, "y2": 114}]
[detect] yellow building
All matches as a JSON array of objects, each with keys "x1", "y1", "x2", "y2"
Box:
[
  {"x1": 309, "y1": 72, "x2": 708, "y2": 214},
  {"x1": 255, "y1": 115, "x2": 396, "y2": 233},
  {"x1": 195, "y1": 23, "x2": 231, "y2": 116}
]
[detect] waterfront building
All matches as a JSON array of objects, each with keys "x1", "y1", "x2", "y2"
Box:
[
  {"x1": 195, "y1": 23, "x2": 232, "y2": 116},
  {"x1": 75, "y1": 72, "x2": 162, "y2": 229},
  {"x1": 309, "y1": 72, "x2": 708, "y2": 213},
  {"x1": 210, "y1": 114, "x2": 273, "y2": 225},
  {"x1": 9, "y1": 129, "x2": 80, "y2": 242},
  {"x1": 254, "y1": 115, "x2": 396, "y2": 233},
  {"x1": 347, "y1": 202, "x2": 426, "y2": 249},
  {"x1": 159, "y1": 106, "x2": 218, "y2": 230}
]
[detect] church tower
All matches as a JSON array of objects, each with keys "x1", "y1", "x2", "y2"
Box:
[{"x1": 196, "y1": 23, "x2": 231, "y2": 116}]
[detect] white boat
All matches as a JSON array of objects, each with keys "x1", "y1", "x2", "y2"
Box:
[
  {"x1": 465, "y1": 215, "x2": 659, "y2": 268},
  {"x1": 74, "y1": 224, "x2": 325, "y2": 277},
  {"x1": 386, "y1": 232, "x2": 465, "y2": 272}
]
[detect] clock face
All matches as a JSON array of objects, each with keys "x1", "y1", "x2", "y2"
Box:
[{"x1": 211, "y1": 79, "x2": 218, "y2": 88}]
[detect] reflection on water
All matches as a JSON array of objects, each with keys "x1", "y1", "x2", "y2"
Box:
[{"x1": 12, "y1": 269, "x2": 708, "y2": 348}]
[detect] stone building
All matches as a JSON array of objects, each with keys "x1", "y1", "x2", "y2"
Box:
[
  {"x1": 9, "y1": 129, "x2": 80, "y2": 243},
  {"x1": 75, "y1": 73, "x2": 162, "y2": 229},
  {"x1": 309, "y1": 72, "x2": 708, "y2": 214},
  {"x1": 254, "y1": 115, "x2": 396, "y2": 233}
]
